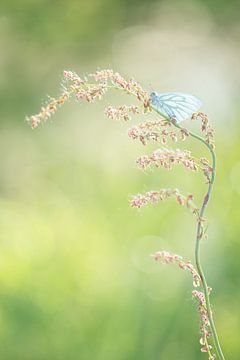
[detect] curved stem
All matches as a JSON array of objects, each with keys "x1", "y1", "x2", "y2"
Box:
[
  {"x1": 174, "y1": 122, "x2": 225, "y2": 360},
  {"x1": 151, "y1": 108, "x2": 225, "y2": 359}
]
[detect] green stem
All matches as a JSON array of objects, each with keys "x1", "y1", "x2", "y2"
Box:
[
  {"x1": 152, "y1": 109, "x2": 225, "y2": 359},
  {"x1": 175, "y1": 122, "x2": 225, "y2": 360}
]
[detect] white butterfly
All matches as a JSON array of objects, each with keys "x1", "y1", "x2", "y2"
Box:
[{"x1": 150, "y1": 92, "x2": 202, "y2": 123}]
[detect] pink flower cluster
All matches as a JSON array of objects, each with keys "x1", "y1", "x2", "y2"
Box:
[
  {"x1": 130, "y1": 188, "x2": 198, "y2": 217},
  {"x1": 27, "y1": 69, "x2": 150, "y2": 128},
  {"x1": 105, "y1": 105, "x2": 139, "y2": 121},
  {"x1": 63, "y1": 70, "x2": 86, "y2": 84},
  {"x1": 152, "y1": 252, "x2": 215, "y2": 358},
  {"x1": 90, "y1": 69, "x2": 150, "y2": 106},
  {"x1": 130, "y1": 188, "x2": 179, "y2": 208},
  {"x1": 128, "y1": 121, "x2": 190, "y2": 146},
  {"x1": 27, "y1": 93, "x2": 70, "y2": 129},
  {"x1": 192, "y1": 290, "x2": 215, "y2": 359},
  {"x1": 63, "y1": 70, "x2": 109, "y2": 102},
  {"x1": 136, "y1": 148, "x2": 198, "y2": 172},
  {"x1": 151, "y1": 250, "x2": 201, "y2": 288},
  {"x1": 191, "y1": 112, "x2": 215, "y2": 148},
  {"x1": 89, "y1": 69, "x2": 114, "y2": 81},
  {"x1": 75, "y1": 84, "x2": 108, "y2": 102},
  {"x1": 179, "y1": 128, "x2": 190, "y2": 141}
]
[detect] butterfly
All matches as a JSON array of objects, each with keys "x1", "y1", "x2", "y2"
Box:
[{"x1": 149, "y1": 91, "x2": 202, "y2": 123}]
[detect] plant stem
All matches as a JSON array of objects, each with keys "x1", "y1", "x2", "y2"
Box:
[
  {"x1": 174, "y1": 122, "x2": 226, "y2": 360},
  {"x1": 151, "y1": 108, "x2": 225, "y2": 359}
]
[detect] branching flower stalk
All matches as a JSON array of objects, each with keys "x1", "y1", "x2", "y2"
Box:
[
  {"x1": 27, "y1": 69, "x2": 226, "y2": 359},
  {"x1": 176, "y1": 121, "x2": 225, "y2": 360},
  {"x1": 152, "y1": 112, "x2": 225, "y2": 360}
]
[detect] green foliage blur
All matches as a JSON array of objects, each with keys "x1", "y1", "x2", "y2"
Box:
[{"x1": 0, "y1": 1, "x2": 240, "y2": 359}]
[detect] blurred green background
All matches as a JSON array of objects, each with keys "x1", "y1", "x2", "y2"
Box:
[{"x1": 0, "y1": 1, "x2": 240, "y2": 359}]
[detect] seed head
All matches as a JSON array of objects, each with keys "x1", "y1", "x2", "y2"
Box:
[{"x1": 151, "y1": 250, "x2": 201, "y2": 288}]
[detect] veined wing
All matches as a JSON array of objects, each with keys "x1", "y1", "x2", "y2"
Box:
[{"x1": 150, "y1": 92, "x2": 202, "y2": 123}]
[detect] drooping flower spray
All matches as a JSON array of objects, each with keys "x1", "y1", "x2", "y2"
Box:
[{"x1": 27, "y1": 69, "x2": 225, "y2": 360}]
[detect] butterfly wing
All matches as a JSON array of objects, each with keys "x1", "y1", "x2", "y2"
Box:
[{"x1": 150, "y1": 92, "x2": 202, "y2": 123}]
